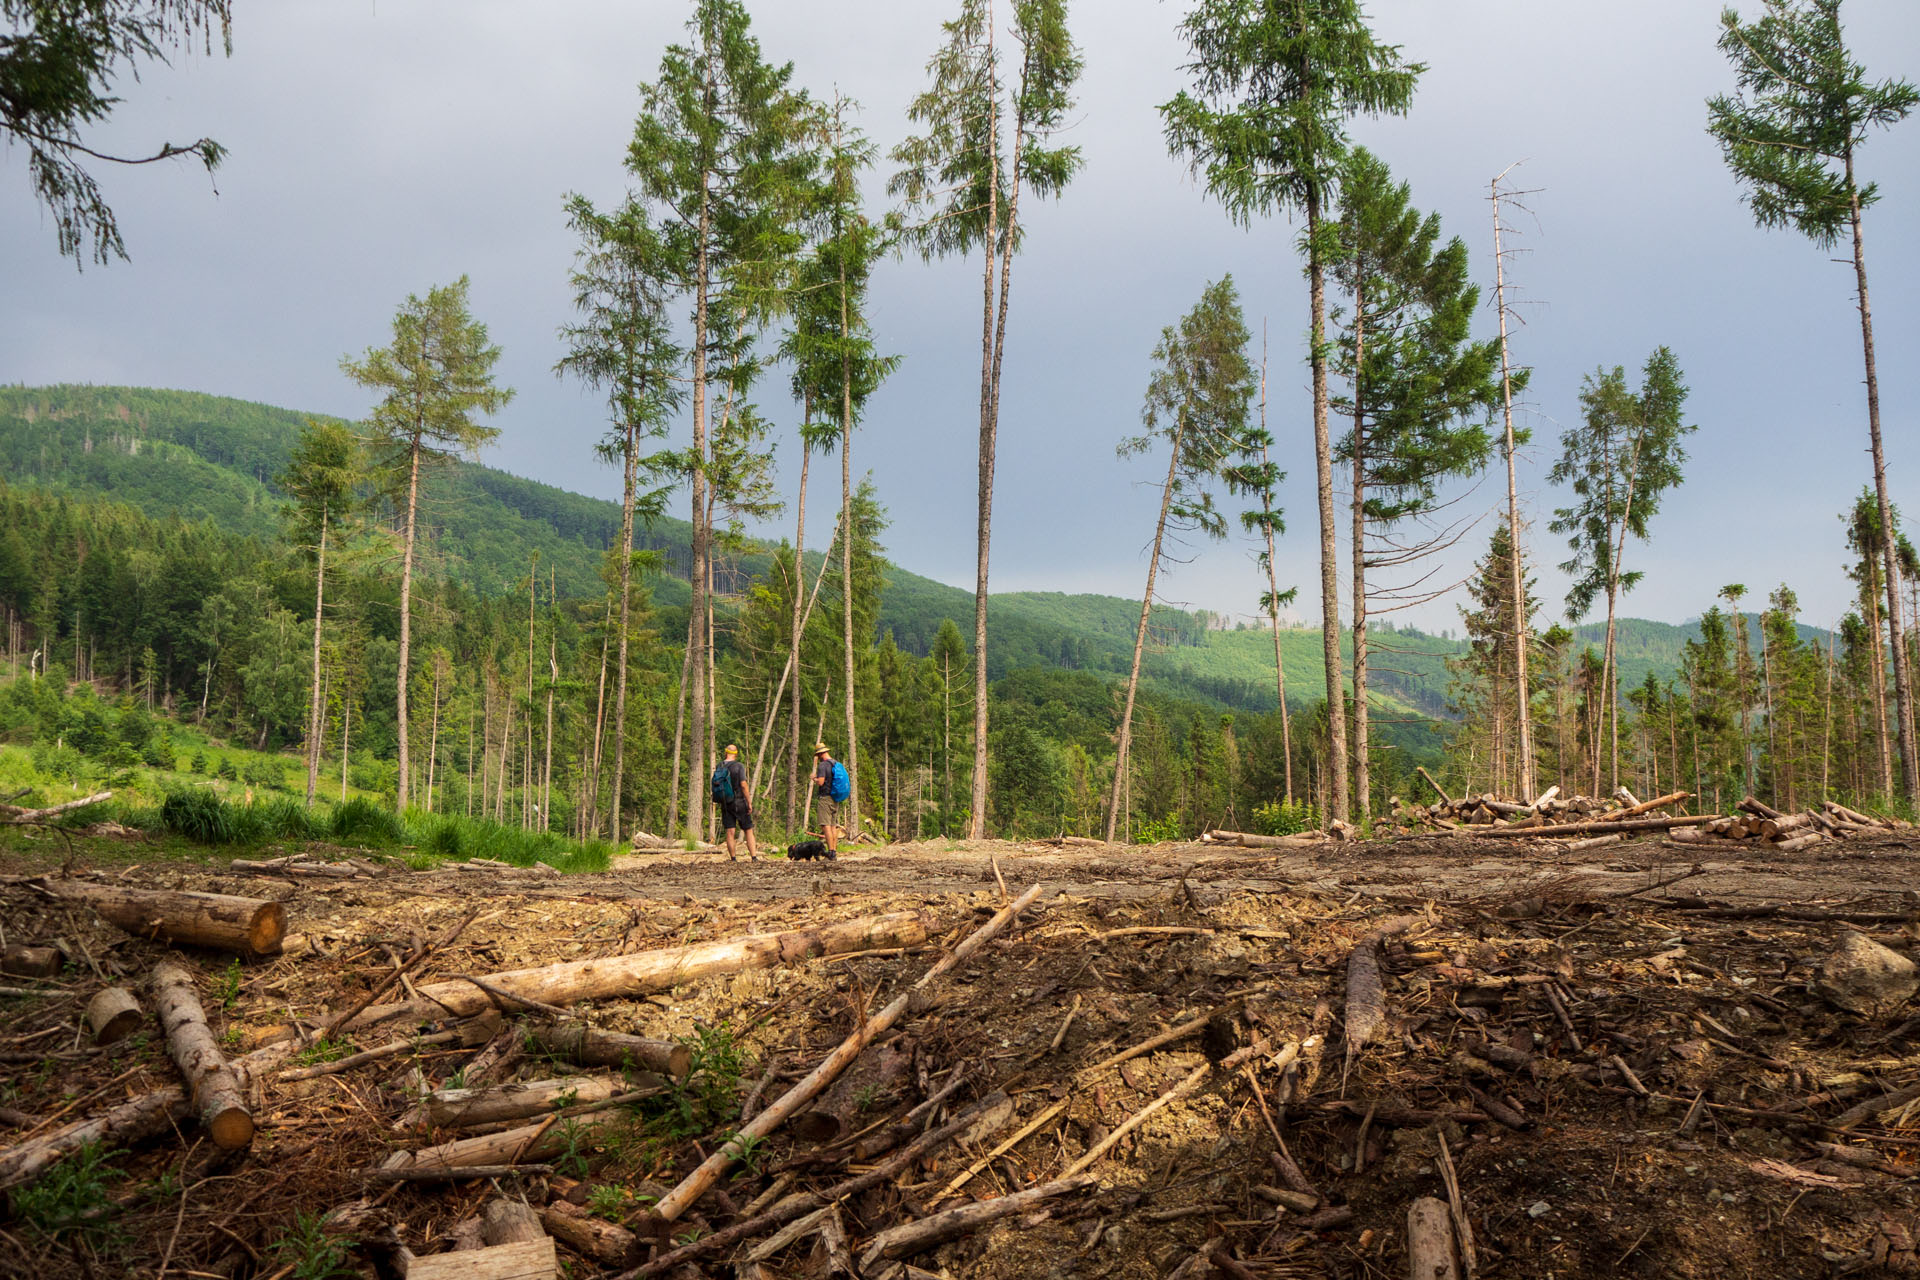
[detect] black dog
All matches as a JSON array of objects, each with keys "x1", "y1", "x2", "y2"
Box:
[{"x1": 784, "y1": 839, "x2": 835, "y2": 862}]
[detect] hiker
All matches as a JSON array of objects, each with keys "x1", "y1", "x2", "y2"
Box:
[
  {"x1": 711, "y1": 743, "x2": 758, "y2": 861},
  {"x1": 811, "y1": 741, "x2": 850, "y2": 855}
]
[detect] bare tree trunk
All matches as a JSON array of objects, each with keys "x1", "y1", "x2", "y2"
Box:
[
  {"x1": 612, "y1": 419, "x2": 637, "y2": 845},
  {"x1": 305, "y1": 505, "x2": 328, "y2": 807},
  {"x1": 427, "y1": 660, "x2": 442, "y2": 814},
  {"x1": 788, "y1": 419, "x2": 811, "y2": 836},
  {"x1": 396, "y1": 441, "x2": 422, "y2": 809},
  {"x1": 840, "y1": 254, "x2": 861, "y2": 839},
  {"x1": 967, "y1": 3, "x2": 1001, "y2": 842},
  {"x1": 1349, "y1": 282, "x2": 1371, "y2": 826},
  {"x1": 1306, "y1": 185, "x2": 1348, "y2": 823},
  {"x1": 544, "y1": 575, "x2": 556, "y2": 830},
  {"x1": 586, "y1": 593, "x2": 611, "y2": 835},
  {"x1": 1866, "y1": 579, "x2": 1892, "y2": 798},
  {"x1": 1255, "y1": 338, "x2": 1293, "y2": 805},
  {"x1": 1492, "y1": 170, "x2": 1534, "y2": 800},
  {"x1": 1104, "y1": 419, "x2": 1186, "y2": 842},
  {"x1": 707, "y1": 556, "x2": 718, "y2": 845},
  {"x1": 666, "y1": 638, "x2": 692, "y2": 840},
  {"x1": 340, "y1": 688, "x2": 350, "y2": 802},
  {"x1": 688, "y1": 179, "x2": 713, "y2": 843},
  {"x1": 1849, "y1": 152, "x2": 1917, "y2": 801}
]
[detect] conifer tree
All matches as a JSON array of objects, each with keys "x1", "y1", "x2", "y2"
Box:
[
  {"x1": 1842, "y1": 492, "x2": 1896, "y2": 798},
  {"x1": 1104, "y1": 277, "x2": 1254, "y2": 842},
  {"x1": 628, "y1": 0, "x2": 812, "y2": 835},
  {"x1": 891, "y1": 0, "x2": 1084, "y2": 839},
  {"x1": 1548, "y1": 348, "x2": 1694, "y2": 793},
  {"x1": 1709, "y1": 0, "x2": 1917, "y2": 798},
  {"x1": 1161, "y1": 0, "x2": 1422, "y2": 822},
  {"x1": 1329, "y1": 148, "x2": 1504, "y2": 818},
  {"x1": 279, "y1": 418, "x2": 360, "y2": 807},
  {"x1": 341, "y1": 276, "x2": 512, "y2": 809},
  {"x1": 557, "y1": 195, "x2": 683, "y2": 844}
]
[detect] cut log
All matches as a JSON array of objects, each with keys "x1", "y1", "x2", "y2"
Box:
[
  {"x1": 150, "y1": 960, "x2": 253, "y2": 1149},
  {"x1": 1416, "y1": 767, "x2": 1452, "y2": 805},
  {"x1": 228, "y1": 857, "x2": 362, "y2": 879},
  {"x1": 1465, "y1": 815, "x2": 1716, "y2": 838},
  {"x1": 1565, "y1": 832, "x2": 1624, "y2": 852},
  {"x1": 1346, "y1": 917, "x2": 1418, "y2": 1061},
  {"x1": 526, "y1": 1021, "x2": 690, "y2": 1080},
  {"x1": 1772, "y1": 832, "x2": 1827, "y2": 855},
  {"x1": 1407, "y1": 1197, "x2": 1459, "y2": 1280},
  {"x1": 406, "y1": 1239, "x2": 555, "y2": 1280},
  {"x1": 651, "y1": 886, "x2": 1043, "y2": 1222},
  {"x1": 1609, "y1": 790, "x2": 1690, "y2": 819},
  {"x1": 791, "y1": 1038, "x2": 914, "y2": 1144},
  {"x1": 1737, "y1": 795, "x2": 1783, "y2": 820},
  {"x1": 1205, "y1": 829, "x2": 1323, "y2": 849},
  {"x1": 482, "y1": 1198, "x2": 547, "y2": 1245},
  {"x1": 351, "y1": 908, "x2": 939, "y2": 1028},
  {"x1": 1614, "y1": 787, "x2": 1643, "y2": 809},
  {"x1": 287, "y1": 1012, "x2": 503, "y2": 1084},
  {"x1": 541, "y1": 1200, "x2": 640, "y2": 1267},
  {"x1": 0, "y1": 1087, "x2": 191, "y2": 1192},
  {"x1": 379, "y1": 1108, "x2": 629, "y2": 1175},
  {"x1": 38, "y1": 881, "x2": 285, "y2": 956},
  {"x1": 427, "y1": 1076, "x2": 616, "y2": 1130},
  {"x1": 0, "y1": 945, "x2": 60, "y2": 979},
  {"x1": 858, "y1": 1176, "x2": 1094, "y2": 1266},
  {"x1": 1527, "y1": 785, "x2": 1561, "y2": 812},
  {"x1": 85, "y1": 986, "x2": 144, "y2": 1043}
]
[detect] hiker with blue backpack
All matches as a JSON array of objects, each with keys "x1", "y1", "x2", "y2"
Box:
[
  {"x1": 711, "y1": 744, "x2": 759, "y2": 861},
  {"x1": 812, "y1": 741, "x2": 851, "y2": 856}
]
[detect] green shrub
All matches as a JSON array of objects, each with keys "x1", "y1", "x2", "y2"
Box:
[
  {"x1": 12, "y1": 1140, "x2": 121, "y2": 1243},
  {"x1": 243, "y1": 759, "x2": 288, "y2": 790},
  {"x1": 328, "y1": 795, "x2": 404, "y2": 846},
  {"x1": 1131, "y1": 815, "x2": 1185, "y2": 844},
  {"x1": 1252, "y1": 800, "x2": 1319, "y2": 837},
  {"x1": 161, "y1": 787, "x2": 237, "y2": 844},
  {"x1": 188, "y1": 750, "x2": 207, "y2": 774},
  {"x1": 215, "y1": 757, "x2": 238, "y2": 782},
  {"x1": 30, "y1": 740, "x2": 86, "y2": 785}
]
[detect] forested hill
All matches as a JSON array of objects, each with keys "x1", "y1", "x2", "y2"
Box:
[{"x1": 0, "y1": 384, "x2": 1789, "y2": 716}]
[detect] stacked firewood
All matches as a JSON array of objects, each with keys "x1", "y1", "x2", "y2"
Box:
[{"x1": 1666, "y1": 795, "x2": 1914, "y2": 852}]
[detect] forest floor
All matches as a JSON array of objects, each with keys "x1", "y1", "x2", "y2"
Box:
[{"x1": 1, "y1": 826, "x2": 1917, "y2": 1280}]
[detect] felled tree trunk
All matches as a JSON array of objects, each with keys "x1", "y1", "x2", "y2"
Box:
[
  {"x1": 39, "y1": 881, "x2": 285, "y2": 956},
  {"x1": 790, "y1": 1039, "x2": 914, "y2": 1144},
  {"x1": 378, "y1": 1109, "x2": 630, "y2": 1176},
  {"x1": 150, "y1": 961, "x2": 254, "y2": 1149},
  {"x1": 527, "y1": 1021, "x2": 689, "y2": 1080},
  {"x1": 425, "y1": 1076, "x2": 616, "y2": 1130},
  {"x1": 541, "y1": 1201, "x2": 641, "y2": 1267},
  {"x1": 0, "y1": 1088, "x2": 191, "y2": 1191},
  {"x1": 351, "y1": 909, "x2": 940, "y2": 1028}
]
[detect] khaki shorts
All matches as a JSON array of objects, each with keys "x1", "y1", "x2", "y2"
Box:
[{"x1": 816, "y1": 795, "x2": 839, "y2": 832}]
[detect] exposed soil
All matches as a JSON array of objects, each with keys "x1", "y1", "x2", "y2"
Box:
[{"x1": 1, "y1": 829, "x2": 1917, "y2": 1280}]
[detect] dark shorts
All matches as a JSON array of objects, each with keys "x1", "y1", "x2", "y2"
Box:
[{"x1": 722, "y1": 800, "x2": 753, "y2": 832}]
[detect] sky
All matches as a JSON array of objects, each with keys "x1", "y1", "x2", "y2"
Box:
[{"x1": 5, "y1": 0, "x2": 1919, "y2": 639}]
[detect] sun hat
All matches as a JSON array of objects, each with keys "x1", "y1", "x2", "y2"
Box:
[{"x1": 814, "y1": 742, "x2": 831, "y2": 756}]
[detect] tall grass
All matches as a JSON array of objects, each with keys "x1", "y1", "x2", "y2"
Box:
[{"x1": 406, "y1": 810, "x2": 610, "y2": 873}]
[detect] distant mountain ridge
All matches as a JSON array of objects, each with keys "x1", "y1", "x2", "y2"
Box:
[{"x1": 1, "y1": 385, "x2": 1807, "y2": 718}]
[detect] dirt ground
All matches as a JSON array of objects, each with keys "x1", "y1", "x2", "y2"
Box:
[{"x1": 2, "y1": 829, "x2": 1917, "y2": 1280}]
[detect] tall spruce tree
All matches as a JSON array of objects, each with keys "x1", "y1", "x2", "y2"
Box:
[
  {"x1": 1549, "y1": 349, "x2": 1694, "y2": 794},
  {"x1": 341, "y1": 276, "x2": 512, "y2": 810},
  {"x1": 890, "y1": 0, "x2": 1084, "y2": 839},
  {"x1": 1160, "y1": 0, "x2": 1421, "y2": 823},
  {"x1": 278, "y1": 418, "x2": 360, "y2": 807},
  {"x1": 1709, "y1": 0, "x2": 1917, "y2": 798},
  {"x1": 556, "y1": 195, "x2": 683, "y2": 844},
  {"x1": 1104, "y1": 276, "x2": 1255, "y2": 841},
  {"x1": 627, "y1": 0, "x2": 812, "y2": 835},
  {"x1": 1329, "y1": 148, "x2": 1504, "y2": 818}
]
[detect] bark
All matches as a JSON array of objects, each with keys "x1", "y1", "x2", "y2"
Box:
[
  {"x1": 664, "y1": 628, "x2": 693, "y2": 839},
  {"x1": 483, "y1": 1198, "x2": 548, "y2": 1246},
  {"x1": 1466, "y1": 814, "x2": 1716, "y2": 837},
  {"x1": 1850, "y1": 150, "x2": 1918, "y2": 801},
  {"x1": 351, "y1": 909, "x2": 939, "y2": 1028},
  {"x1": 397, "y1": 440, "x2": 421, "y2": 809},
  {"x1": 425, "y1": 1076, "x2": 617, "y2": 1130},
  {"x1": 305, "y1": 503, "x2": 327, "y2": 806},
  {"x1": 542, "y1": 1201, "x2": 640, "y2": 1267},
  {"x1": 150, "y1": 960, "x2": 253, "y2": 1149},
  {"x1": 840, "y1": 250, "x2": 861, "y2": 838},
  {"x1": 39, "y1": 881, "x2": 285, "y2": 956},
  {"x1": 0, "y1": 1087, "x2": 192, "y2": 1192},
  {"x1": 526, "y1": 1021, "x2": 690, "y2": 1079},
  {"x1": 1492, "y1": 175, "x2": 1534, "y2": 801},
  {"x1": 788, "y1": 421, "x2": 811, "y2": 830},
  {"x1": 1307, "y1": 184, "x2": 1349, "y2": 821},
  {"x1": 686, "y1": 150, "x2": 713, "y2": 844},
  {"x1": 1407, "y1": 1197, "x2": 1461, "y2": 1280},
  {"x1": 967, "y1": 7, "x2": 1002, "y2": 843},
  {"x1": 1345, "y1": 917, "x2": 1416, "y2": 1061},
  {"x1": 860, "y1": 1177, "x2": 1094, "y2": 1267},
  {"x1": 379, "y1": 1108, "x2": 631, "y2": 1176},
  {"x1": 85, "y1": 987, "x2": 143, "y2": 1043},
  {"x1": 406, "y1": 1240, "x2": 555, "y2": 1280},
  {"x1": 1351, "y1": 279, "x2": 1371, "y2": 824},
  {"x1": 1104, "y1": 416, "x2": 1188, "y2": 841}
]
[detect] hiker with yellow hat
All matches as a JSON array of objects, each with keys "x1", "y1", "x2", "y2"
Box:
[
  {"x1": 811, "y1": 742, "x2": 849, "y2": 856},
  {"x1": 710, "y1": 743, "x2": 758, "y2": 860}
]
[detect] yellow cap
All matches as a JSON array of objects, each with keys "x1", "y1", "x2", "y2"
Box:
[{"x1": 724, "y1": 743, "x2": 739, "y2": 757}]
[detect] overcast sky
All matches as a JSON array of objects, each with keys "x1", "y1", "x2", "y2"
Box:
[{"x1": 5, "y1": 0, "x2": 1918, "y2": 638}]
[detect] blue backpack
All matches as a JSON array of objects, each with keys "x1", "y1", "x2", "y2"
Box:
[
  {"x1": 828, "y1": 760, "x2": 851, "y2": 803},
  {"x1": 710, "y1": 763, "x2": 735, "y2": 804}
]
